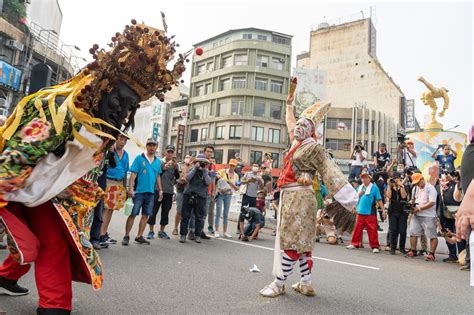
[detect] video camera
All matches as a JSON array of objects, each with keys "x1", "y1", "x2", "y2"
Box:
[{"x1": 354, "y1": 144, "x2": 364, "y2": 152}]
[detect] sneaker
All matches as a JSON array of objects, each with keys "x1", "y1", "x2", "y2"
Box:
[
  {"x1": 103, "y1": 233, "x2": 117, "y2": 244},
  {"x1": 373, "y1": 248, "x2": 380, "y2": 254},
  {"x1": 188, "y1": 231, "x2": 195, "y2": 240},
  {"x1": 158, "y1": 231, "x2": 170, "y2": 239},
  {"x1": 194, "y1": 236, "x2": 202, "y2": 243},
  {"x1": 346, "y1": 245, "x2": 358, "y2": 249},
  {"x1": 390, "y1": 248, "x2": 396, "y2": 255},
  {"x1": 214, "y1": 231, "x2": 221, "y2": 238},
  {"x1": 442, "y1": 257, "x2": 458, "y2": 263},
  {"x1": 224, "y1": 233, "x2": 232, "y2": 239},
  {"x1": 92, "y1": 242, "x2": 101, "y2": 250},
  {"x1": 172, "y1": 229, "x2": 178, "y2": 235},
  {"x1": 179, "y1": 235, "x2": 186, "y2": 243},
  {"x1": 425, "y1": 252, "x2": 436, "y2": 261},
  {"x1": 460, "y1": 264, "x2": 470, "y2": 271},
  {"x1": 418, "y1": 250, "x2": 428, "y2": 256},
  {"x1": 208, "y1": 226, "x2": 214, "y2": 234},
  {"x1": 0, "y1": 277, "x2": 29, "y2": 296},
  {"x1": 147, "y1": 231, "x2": 155, "y2": 240},
  {"x1": 242, "y1": 236, "x2": 249, "y2": 242},
  {"x1": 337, "y1": 236, "x2": 344, "y2": 244},
  {"x1": 121, "y1": 236, "x2": 130, "y2": 246},
  {"x1": 100, "y1": 242, "x2": 109, "y2": 249},
  {"x1": 135, "y1": 236, "x2": 151, "y2": 245},
  {"x1": 0, "y1": 243, "x2": 7, "y2": 250},
  {"x1": 200, "y1": 232, "x2": 211, "y2": 240}
]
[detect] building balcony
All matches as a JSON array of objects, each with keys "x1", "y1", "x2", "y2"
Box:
[
  {"x1": 185, "y1": 137, "x2": 286, "y2": 149},
  {"x1": 186, "y1": 114, "x2": 285, "y2": 126},
  {"x1": 191, "y1": 65, "x2": 291, "y2": 84}
]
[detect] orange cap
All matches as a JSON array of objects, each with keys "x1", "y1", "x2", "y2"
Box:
[
  {"x1": 229, "y1": 159, "x2": 238, "y2": 166},
  {"x1": 411, "y1": 173, "x2": 424, "y2": 185}
]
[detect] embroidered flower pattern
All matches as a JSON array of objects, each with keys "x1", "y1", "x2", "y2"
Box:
[{"x1": 19, "y1": 118, "x2": 51, "y2": 142}]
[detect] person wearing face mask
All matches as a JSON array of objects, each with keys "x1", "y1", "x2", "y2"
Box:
[
  {"x1": 0, "y1": 20, "x2": 187, "y2": 314},
  {"x1": 240, "y1": 164, "x2": 265, "y2": 216},
  {"x1": 259, "y1": 79, "x2": 358, "y2": 298}
]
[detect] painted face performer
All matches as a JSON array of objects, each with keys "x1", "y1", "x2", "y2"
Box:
[
  {"x1": 0, "y1": 19, "x2": 186, "y2": 314},
  {"x1": 259, "y1": 79, "x2": 358, "y2": 298}
]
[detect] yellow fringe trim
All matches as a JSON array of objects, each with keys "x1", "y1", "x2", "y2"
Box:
[{"x1": 0, "y1": 72, "x2": 144, "y2": 151}]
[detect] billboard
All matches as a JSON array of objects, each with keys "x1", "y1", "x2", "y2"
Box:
[
  {"x1": 404, "y1": 99, "x2": 415, "y2": 129},
  {"x1": 292, "y1": 68, "x2": 326, "y2": 144},
  {"x1": 0, "y1": 61, "x2": 22, "y2": 91},
  {"x1": 408, "y1": 130, "x2": 467, "y2": 176},
  {"x1": 176, "y1": 124, "x2": 186, "y2": 160}
]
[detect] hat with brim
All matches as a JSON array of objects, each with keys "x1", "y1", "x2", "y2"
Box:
[
  {"x1": 229, "y1": 159, "x2": 238, "y2": 166},
  {"x1": 411, "y1": 173, "x2": 424, "y2": 185},
  {"x1": 360, "y1": 171, "x2": 371, "y2": 179},
  {"x1": 195, "y1": 153, "x2": 210, "y2": 164},
  {"x1": 146, "y1": 138, "x2": 157, "y2": 145}
]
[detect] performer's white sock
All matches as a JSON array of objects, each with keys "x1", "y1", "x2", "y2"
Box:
[
  {"x1": 275, "y1": 253, "x2": 297, "y2": 286},
  {"x1": 299, "y1": 255, "x2": 312, "y2": 284}
]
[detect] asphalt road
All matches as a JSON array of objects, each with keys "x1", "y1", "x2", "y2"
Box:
[{"x1": 1, "y1": 207, "x2": 472, "y2": 315}]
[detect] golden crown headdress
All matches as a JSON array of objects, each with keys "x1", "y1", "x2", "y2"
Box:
[{"x1": 300, "y1": 101, "x2": 331, "y2": 126}]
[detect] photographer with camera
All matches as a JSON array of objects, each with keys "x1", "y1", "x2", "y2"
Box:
[
  {"x1": 373, "y1": 143, "x2": 391, "y2": 171},
  {"x1": 398, "y1": 139, "x2": 418, "y2": 169},
  {"x1": 385, "y1": 172, "x2": 409, "y2": 255},
  {"x1": 439, "y1": 170, "x2": 466, "y2": 263},
  {"x1": 432, "y1": 144, "x2": 457, "y2": 176},
  {"x1": 407, "y1": 173, "x2": 438, "y2": 261},
  {"x1": 239, "y1": 205, "x2": 265, "y2": 242},
  {"x1": 179, "y1": 153, "x2": 213, "y2": 244},
  {"x1": 349, "y1": 143, "x2": 368, "y2": 181}
]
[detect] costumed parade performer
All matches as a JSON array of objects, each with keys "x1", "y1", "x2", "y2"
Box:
[
  {"x1": 0, "y1": 19, "x2": 187, "y2": 314},
  {"x1": 259, "y1": 77, "x2": 358, "y2": 297}
]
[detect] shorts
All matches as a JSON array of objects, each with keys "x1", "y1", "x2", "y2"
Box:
[
  {"x1": 104, "y1": 179, "x2": 127, "y2": 211},
  {"x1": 176, "y1": 192, "x2": 184, "y2": 214},
  {"x1": 131, "y1": 192, "x2": 154, "y2": 217},
  {"x1": 408, "y1": 216, "x2": 437, "y2": 239}
]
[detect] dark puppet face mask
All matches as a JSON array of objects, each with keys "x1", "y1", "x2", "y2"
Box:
[{"x1": 94, "y1": 80, "x2": 140, "y2": 137}]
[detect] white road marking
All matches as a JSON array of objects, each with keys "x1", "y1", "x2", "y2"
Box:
[{"x1": 214, "y1": 237, "x2": 380, "y2": 271}]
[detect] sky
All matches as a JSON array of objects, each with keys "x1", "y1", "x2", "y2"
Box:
[{"x1": 57, "y1": 0, "x2": 473, "y2": 134}]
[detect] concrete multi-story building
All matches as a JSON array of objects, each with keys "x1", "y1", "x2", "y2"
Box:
[
  {"x1": 126, "y1": 86, "x2": 188, "y2": 160},
  {"x1": 185, "y1": 28, "x2": 292, "y2": 167},
  {"x1": 296, "y1": 15, "x2": 402, "y2": 166},
  {"x1": 297, "y1": 16, "x2": 405, "y2": 126},
  {"x1": 0, "y1": 0, "x2": 79, "y2": 115}
]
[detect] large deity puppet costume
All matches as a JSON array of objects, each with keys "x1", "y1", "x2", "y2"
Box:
[
  {"x1": 259, "y1": 79, "x2": 358, "y2": 298},
  {"x1": 0, "y1": 20, "x2": 187, "y2": 314}
]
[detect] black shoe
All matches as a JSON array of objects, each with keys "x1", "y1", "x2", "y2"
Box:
[
  {"x1": 92, "y1": 242, "x2": 101, "y2": 250},
  {"x1": 390, "y1": 248, "x2": 396, "y2": 255},
  {"x1": 104, "y1": 233, "x2": 117, "y2": 244},
  {"x1": 200, "y1": 232, "x2": 210, "y2": 240},
  {"x1": 418, "y1": 250, "x2": 427, "y2": 256},
  {"x1": 134, "y1": 236, "x2": 151, "y2": 245},
  {"x1": 0, "y1": 276, "x2": 29, "y2": 296},
  {"x1": 443, "y1": 257, "x2": 458, "y2": 263},
  {"x1": 37, "y1": 308, "x2": 71, "y2": 315},
  {"x1": 188, "y1": 231, "x2": 195, "y2": 240},
  {"x1": 195, "y1": 236, "x2": 202, "y2": 243},
  {"x1": 121, "y1": 236, "x2": 130, "y2": 246},
  {"x1": 399, "y1": 249, "x2": 408, "y2": 254},
  {"x1": 179, "y1": 235, "x2": 186, "y2": 243}
]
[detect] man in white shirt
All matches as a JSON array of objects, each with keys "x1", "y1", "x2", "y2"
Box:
[
  {"x1": 407, "y1": 173, "x2": 438, "y2": 261},
  {"x1": 400, "y1": 140, "x2": 417, "y2": 169},
  {"x1": 349, "y1": 144, "x2": 368, "y2": 180}
]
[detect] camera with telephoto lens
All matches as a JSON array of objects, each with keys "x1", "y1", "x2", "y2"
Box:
[
  {"x1": 354, "y1": 144, "x2": 363, "y2": 152},
  {"x1": 397, "y1": 130, "x2": 408, "y2": 148},
  {"x1": 199, "y1": 161, "x2": 207, "y2": 168},
  {"x1": 400, "y1": 201, "x2": 417, "y2": 214}
]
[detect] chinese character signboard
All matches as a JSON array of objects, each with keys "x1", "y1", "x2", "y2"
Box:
[
  {"x1": 0, "y1": 61, "x2": 22, "y2": 91},
  {"x1": 176, "y1": 124, "x2": 185, "y2": 160},
  {"x1": 404, "y1": 99, "x2": 415, "y2": 129}
]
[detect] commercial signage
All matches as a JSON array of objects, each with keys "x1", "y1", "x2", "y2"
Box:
[
  {"x1": 404, "y1": 99, "x2": 415, "y2": 129},
  {"x1": 176, "y1": 124, "x2": 186, "y2": 160},
  {"x1": 0, "y1": 61, "x2": 22, "y2": 91}
]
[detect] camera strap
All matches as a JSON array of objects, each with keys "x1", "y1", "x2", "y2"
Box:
[{"x1": 406, "y1": 149, "x2": 415, "y2": 166}]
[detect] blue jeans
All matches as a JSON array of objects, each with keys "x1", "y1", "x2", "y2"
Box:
[
  {"x1": 131, "y1": 192, "x2": 154, "y2": 217},
  {"x1": 349, "y1": 165, "x2": 363, "y2": 180},
  {"x1": 244, "y1": 216, "x2": 265, "y2": 236},
  {"x1": 215, "y1": 194, "x2": 232, "y2": 227}
]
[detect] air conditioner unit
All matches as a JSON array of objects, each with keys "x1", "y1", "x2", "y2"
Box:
[{"x1": 5, "y1": 39, "x2": 24, "y2": 52}]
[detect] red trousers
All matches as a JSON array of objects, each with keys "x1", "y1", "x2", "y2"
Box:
[
  {"x1": 0, "y1": 202, "x2": 73, "y2": 310},
  {"x1": 351, "y1": 214, "x2": 380, "y2": 249}
]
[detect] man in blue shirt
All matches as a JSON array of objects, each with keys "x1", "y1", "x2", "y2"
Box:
[
  {"x1": 347, "y1": 171, "x2": 384, "y2": 252},
  {"x1": 122, "y1": 138, "x2": 163, "y2": 245},
  {"x1": 432, "y1": 144, "x2": 457, "y2": 175},
  {"x1": 100, "y1": 134, "x2": 129, "y2": 246}
]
